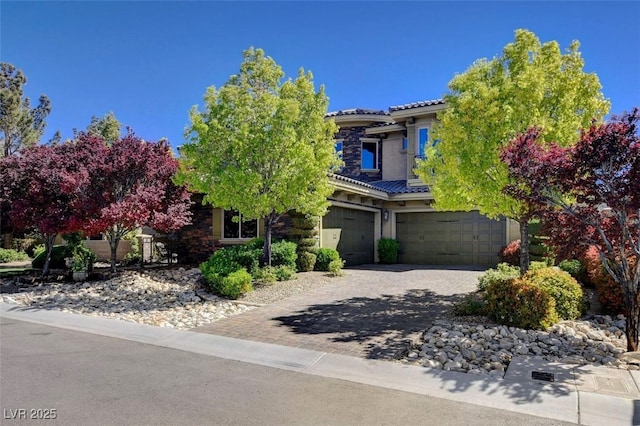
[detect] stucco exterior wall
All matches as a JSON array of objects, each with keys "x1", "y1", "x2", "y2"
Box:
[{"x1": 381, "y1": 134, "x2": 406, "y2": 180}]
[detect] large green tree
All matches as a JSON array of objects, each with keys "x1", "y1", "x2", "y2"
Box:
[
  {"x1": 0, "y1": 63, "x2": 51, "y2": 157},
  {"x1": 178, "y1": 47, "x2": 339, "y2": 265},
  {"x1": 415, "y1": 29, "x2": 610, "y2": 272}
]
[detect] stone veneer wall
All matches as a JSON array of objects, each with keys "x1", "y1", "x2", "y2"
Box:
[
  {"x1": 175, "y1": 194, "x2": 217, "y2": 265},
  {"x1": 336, "y1": 126, "x2": 382, "y2": 182}
]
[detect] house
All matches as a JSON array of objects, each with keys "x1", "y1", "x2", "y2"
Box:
[{"x1": 175, "y1": 99, "x2": 519, "y2": 267}]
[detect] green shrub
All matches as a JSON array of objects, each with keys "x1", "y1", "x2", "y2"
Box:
[
  {"x1": 0, "y1": 248, "x2": 29, "y2": 263},
  {"x1": 522, "y1": 267, "x2": 585, "y2": 320},
  {"x1": 529, "y1": 261, "x2": 549, "y2": 270},
  {"x1": 218, "y1": 269, "x2": 253, "y2": 299},
  {"x1": 328, "y1": 259, "x2": 345, "y2": 277},
  {"x1": 244, "y1": 237, "x2": 265, "y2": 251},
  {"x1": 252, "y1": 266, "x2": 277, "y2": 285},
  {"x1": 271, "y1": 240, "x2": 297, "y2": 269},
  {"x1": 484, "y1": 277, "x2": 559, "y2": 329},
  {"x1": 477, "y1": 263, "x2": 520, "y2": 292},
  {"x1": 378, "y1": 238, "x2": 399, "y2": 264},
  {"x1": 200, "y1": 249, "x2": 243, "y2": 279},
  {"x1": 315, "y1": 248, "x2": 341, "y2": 271},
  {"x1": 32, "y1": 245, "x2": 69, "y2": 269},
  {"x1": 558, "y1": 259, "x2": 583, "y2": 278},
  {"x1": 297, "y1": 251, "x2": 317, "y2": 272},
  {"x1": 274, "y1": 265, "x2": 296, "y2": 281},
  {"x1": 452, "y1": 293, "x2": 486, "y2": 316}
]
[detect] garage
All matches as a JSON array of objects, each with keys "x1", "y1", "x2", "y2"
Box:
[
  {"x1": 322, "y1": 206, "x2": 375, "y2": 266},
  {"x1": 396, "y1": 211, "x2": 505, "y2": 266}
]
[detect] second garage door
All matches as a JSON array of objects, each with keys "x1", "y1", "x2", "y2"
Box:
[
  {"x1": 322, "y1": 206, "x2": 375, "y2": 266},
  {"x1": 396, "y1": 211, "x2": 505, "y2": 266}
]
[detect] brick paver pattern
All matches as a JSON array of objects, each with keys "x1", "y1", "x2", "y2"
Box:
[{"x1": 192, "y1": 266, "x2": 483, "y2": 360}]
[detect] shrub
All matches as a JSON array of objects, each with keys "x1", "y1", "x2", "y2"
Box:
[
  {"x1": 218, "y1": 269, "x2": 253, "y2": 299},
  {"x1": 328, "y1": 259, "x2": 345, "y2": 277},
  {"x1": 297, "y1": 251, "x2": 317, "y2": 272},
  {"x1": 477, "y1": 263, "x2": 520, "y2": 292},
  {"x1": 581, "y1": 246, "x2": 625, "y2": 315},
  {"x1": 32, "y1": 245, "x2": 69, "y2": 269},
  {"x1": 558, "y1": 259, "x2": 583, "y2": 278},
  {"x1": 200, "y1": 249, "x2": 243, "y2": 280},
  {"x1": 378, "y1": 238, "x2": 399, "y2": 264},
  {"x1": 271, "y1": 240, "x2": 297, "y2": 270},
  {"x1": 484, "y1": 277, "x2": 559, "y2": 329},
  {"x1": 499, "y1": 240, "x2": 520, "y2": 266},
  {"x1": 529, "y1": 261, "x2": 548, "y2": 270},
  {"x1": 452, "y1": 293, "x2": 486, "y2": 316},
  {"x1": 252, "y1": 266, "x2": 277, "y2": 285},
  {"x1": 521, "y1": 267, "x2": 584, "y2": 320},
  {"x1": 315, "y1": 248, "x2": 341, "y2": 272},
  {"x1": 274, "y1": 265, "x2": 296, "y2": 281},
  {"x1": 0, "y1": 248, "x2": 29, "y2": 263}
]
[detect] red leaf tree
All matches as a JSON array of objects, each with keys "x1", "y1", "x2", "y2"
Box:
[
  {"x1": 79, "y1": 131, "x2": 192, "y2": 271},
  {"x1": 500, "y1": 109, "x2": 640, "y2": 351},
  {"x1": 0, "y1": 139, "x2": 98, "y2": 274}
]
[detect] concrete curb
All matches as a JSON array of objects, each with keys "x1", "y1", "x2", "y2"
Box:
[{"x1": 1, "y1": 302, "x2": 635, "y2": 425}]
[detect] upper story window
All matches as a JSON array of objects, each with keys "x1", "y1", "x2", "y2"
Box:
[
  {"x1": 223, "y1": 210, "x2": 258, "y2": 239},
  {"x1": 402, "y1": 137, "x2": 408, "y2": 151},
  {"x1": 361, "y1": 139, "x2": 378, "y2": 170},
  {"x1": 416, "y1": 128, "x2": 429, "y2": 159},
  {"x1": 335, "y1": 140, "x2": 343, "y2": 159}
]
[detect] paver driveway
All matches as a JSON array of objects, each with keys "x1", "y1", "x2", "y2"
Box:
[{"x1": 192, "y1": 265, "x2": 484, "y2": 360}]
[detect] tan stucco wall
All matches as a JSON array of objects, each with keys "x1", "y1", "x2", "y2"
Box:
[{"x1": 381, "y1": 135, "x2": 406, "y2": 180}]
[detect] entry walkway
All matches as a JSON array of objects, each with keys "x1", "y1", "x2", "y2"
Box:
[{"x1": 193, "y1": 265, "x2": 483, "y2": 359}]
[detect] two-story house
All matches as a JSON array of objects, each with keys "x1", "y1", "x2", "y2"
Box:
[{"x1": 175, "y1": 99, "x2": 519, "y2": 266}]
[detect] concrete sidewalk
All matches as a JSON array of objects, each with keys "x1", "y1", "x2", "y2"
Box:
[{"x1": 2, "y1": 303, "x2": 637, "y2": 425}]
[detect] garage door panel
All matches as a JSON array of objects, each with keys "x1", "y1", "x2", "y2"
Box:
[
  {"x1": 397, "y1": 212, "x2": 505, "y2": 266},
  {"x1": 323, "y1": 207, "x2": 374, "y2": 266}
]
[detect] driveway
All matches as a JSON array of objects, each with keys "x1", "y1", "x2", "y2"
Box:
[{"x1": 192, "y1": 265, "x2": 483, "y2": 360}]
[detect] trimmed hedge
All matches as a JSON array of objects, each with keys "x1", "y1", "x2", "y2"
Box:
[
  {"x1": 484, "y1": 277, "x2": 559, "y2": 329},
  {"x1": 522, "y1": 267, "x2": 584, "y2": 320},
  {"x1": 378, "y1": 238, "x2": 399, "y2": 264},
  {"x1": 477, "y1": 263, "x2": 520, "y2": 292},
  {"x1": 315, "y1": 248, "x2": 341, "y2": 272}
]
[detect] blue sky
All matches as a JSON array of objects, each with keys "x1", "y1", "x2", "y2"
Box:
[{"x1": 2, "y1": 1, "x2": 639, "y2": 152}]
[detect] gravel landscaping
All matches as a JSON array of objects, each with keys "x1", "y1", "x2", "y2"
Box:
[{"x1": 0, "y1": 266, "x2": 634, "y2": 375}]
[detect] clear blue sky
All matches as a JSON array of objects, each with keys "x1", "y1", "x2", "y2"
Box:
[{"x1": 2, "y1": 1, "x2": 639, "y2": 152}]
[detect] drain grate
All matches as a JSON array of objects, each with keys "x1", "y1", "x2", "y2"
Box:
[{"x1": 532, "y1": 371, "x2": 555, "y2": 382}]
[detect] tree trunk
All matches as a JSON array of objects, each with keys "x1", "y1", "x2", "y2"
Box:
[
  {"x1": 109, "y1": 235, "x2": 120, "y2": 273},
  {"x1": 263, "y1": 216, "x2": 273, "y2": 267},
  {"x1": 41, "y1": 234, "x2": 56, "y2": 276},
  {"x1": 624, "y1": 291, "x2": 640, "y2": 352},
  {"x1": 519, "y1": 219, "x2": 530, "y2": 275}
]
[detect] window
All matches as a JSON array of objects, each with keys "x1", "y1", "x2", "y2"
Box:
[
  {"x1": 361, "y1": 141, "x2": 378, "y2": 170},
  {"x1": 335, "y1": 140, "x2": 343, "y2": 159},
  {"x1": 402, "y1": 137, "x2": 408, "y2": 151},
  {"x1": 417, "y1": 128, "x2": 429, "y2": 159},
  {"x1": 223, "y1": 210, "x2": 258, "y2": 239}
]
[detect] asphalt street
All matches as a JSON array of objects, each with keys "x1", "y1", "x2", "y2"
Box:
[{"x1": 0, "y1": 318, "x2": 574, "y2": 425}]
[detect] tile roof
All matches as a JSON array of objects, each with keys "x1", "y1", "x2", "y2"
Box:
[
  {"x1": 369, "y1": 180, "x2": 430, "y2": 194},
  {"x1": 326, "y1": 108, "x2": 390, "y2": 117},
  {"x1": 389, "y1": 99, "x2": 445, "y2": 112},
  {"x1": 329, "y1": 173, "x2": 380, "y2": 190}
]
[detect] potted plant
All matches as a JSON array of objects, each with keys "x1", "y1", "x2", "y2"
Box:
[{"x1": 71, "y1": 253, "x2": 90, "y2": 281}]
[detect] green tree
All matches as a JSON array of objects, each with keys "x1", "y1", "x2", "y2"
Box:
[
  {"x1": 86, "y1": 111, "x2": 121, "y2": 143},
  {"x1": 178, "y1": 47, "x2": 339, "y2": 265},
  {"x1": 0, "y1": 63, "x2": 51, "y2": 157},
  {"x1": 415, "y1": 29, "x2": 610, "y2": 272}
]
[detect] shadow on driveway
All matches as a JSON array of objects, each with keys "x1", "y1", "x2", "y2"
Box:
[{"x1": 274, "y1": 288, "x2": 465, "y2": 359}]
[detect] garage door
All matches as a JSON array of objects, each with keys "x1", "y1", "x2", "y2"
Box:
[
  {"x1": 396, "y1": 211, "x2": 505, "y2": 266},
  {"x1": 323, "y1": 207, "x2": 375, "y2": 266}
]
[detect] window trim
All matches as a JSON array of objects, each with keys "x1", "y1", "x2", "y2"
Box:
[
  {"x1": 360, "y1": 137, "x2": 379, "y2": 172},
  {"x1": 416, "y1": 127, "x2": 429, "y2": 160},
  {"x1": 221, "y1": 210, "x2": 259, "y2": 242}
]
